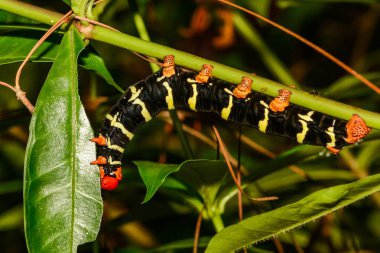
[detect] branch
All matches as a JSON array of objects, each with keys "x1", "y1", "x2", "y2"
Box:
[{"x1": 0, "y1": 0, "x2": 379, "y2": 129}]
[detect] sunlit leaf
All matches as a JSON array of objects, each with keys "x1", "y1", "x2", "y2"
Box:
[
  {"x1": 24, "y1": 29, "x2": 102, "y2": 253},
  {"x1": 206, "y1": 173, "x2": 380, "y2": 253}
]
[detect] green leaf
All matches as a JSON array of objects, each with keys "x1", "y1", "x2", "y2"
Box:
[
  {"x1": 24, "y1": 29, "x2": 103, "y2": 253},
  {"x1": 0, "y1": 31, "x2": 59, "y2": 64},
  {"x1": 79, "y1": 48, "x2": 124, "y2": 92},
  {"x1": 135, "y1": 159, "x2": 229, "y2": 205},
  {"x1": 62, "y1": 0, "x2": 71, "y2": 6},
  {"x1": 135, "y1": 161, "x2": 180, "y2": 204},
  {"x1": 205, "y1": 173, "x2": 380, "y2": 253},
  {"x1": 0, "y1": 32, "x2": 123, "y2": 91},
  {"x1": 71, "y1": 0, "x2": 92, "y2": 17}
]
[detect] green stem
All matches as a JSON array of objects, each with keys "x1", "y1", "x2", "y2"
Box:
[
  {"x1": 210, "y1": 212, "x2": 225, "y2": 233},
  {"x1": 0, "y1": 0, "x2": 379, "y2": 130}
]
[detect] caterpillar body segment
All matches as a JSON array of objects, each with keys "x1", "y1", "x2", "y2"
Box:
[{"x1": 91, "y1": 55, "x2": 371, "y2": 190}]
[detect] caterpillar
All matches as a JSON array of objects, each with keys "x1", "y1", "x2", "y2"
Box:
[{"x1": 91, "y1": 55, "x2": 371, "y2": 190}]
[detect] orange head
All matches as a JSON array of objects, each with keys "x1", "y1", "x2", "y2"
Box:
[
  {"x1": 101, "y1": 176, "x2": 119, "y2": 191},
  {"x1": 345, "y1": 114, "x2": 371, "y2": 143}
]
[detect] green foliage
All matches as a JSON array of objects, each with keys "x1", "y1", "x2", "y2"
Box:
[
  {"x1": 24, "y1": 30, "x2": 102, "y2": 252},
  {"x1": 0, "y1": 0, "x2": 379, "y2": 253},
  {"x1": 206, "y1": 173, "x2": 380, "y2": 252}
]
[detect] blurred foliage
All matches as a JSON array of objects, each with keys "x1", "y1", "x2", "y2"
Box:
[{"x1": 0, "y1": 0, "x2": 380, "y2": 252}]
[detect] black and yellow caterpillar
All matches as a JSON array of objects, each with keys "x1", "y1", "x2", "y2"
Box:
[{"x1": 91, "y1": 55, "x2": 371, "y2": 190}]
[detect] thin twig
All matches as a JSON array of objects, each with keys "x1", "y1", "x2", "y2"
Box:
[
  {"x1": 193, "y1": 206, "x2": 204, "y2": 253},
  {"x1": 0, "y1": 81, "x2": 17, "y2": 92},
  {"x1": 212, "y1": 126, "x2": 278, "y2": 202},
  {"x1": 11, "y1": 10, "x2": 74, "y2": 113},
  {"x1": 218, "y1": 0, "x2": 380, "y2": 95},
  {"x1": 15, "y1": 10, "x2": 73, "y2": 91}
]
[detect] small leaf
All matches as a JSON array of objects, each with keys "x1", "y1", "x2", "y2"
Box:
[
  {"x1": 79, "y1": 48, "x2": 124, "y2": 92},
  {"x1": 135, "y1": 161, "x2": 180, "y2": 203},
  {"x1": 205, "y1": 173, "x2": 380, "y2": 253},
  {"x1": 136, "y1": 159, "x2": 228, "y2": 206},
  {"x1": 24, "y1": 29, "x2": 102, "y2": 253}
]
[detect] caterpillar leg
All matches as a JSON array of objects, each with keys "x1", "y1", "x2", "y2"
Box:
[{"x1": 90, "y1": 135, "x2": 107, "y2": 146}]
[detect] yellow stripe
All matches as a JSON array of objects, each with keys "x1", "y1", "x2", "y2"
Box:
[
  {"x1": 106, "y1": 113, "x2": 134, "y2": 140},
  {"x1": 296, "y1": 111, "x2": 314, "y2": 143},
  {"x1": 128, "y1": 86, "x2": 142, "y2": 102},
  {"x1": 132, "y1": 99, "x2": 152, "y2": 122},
  {"x1": 298, "y1": 111, "x2": 314, "y2": 121},
  {"x1": 187, "y1": 78, "x2": 196, "y2": 84},
  {"x1": 296, "y1": 120, "x2": 309, "y2": 143},
  {"x1": 221, "y1": 93, "x2": 233, "y2": 120},
  {"x1": 106, "y1": 137, "x2": 125, "y2": 153},
  {"x1": 325, "y1": 125, "x2": 336, "y2": 147},
  {"x1": 127, "y1": 87, "x2": 152, "y2": 122},
  {"x1": 188, "y1": 84, "x2": 198, "y2": 111},
  {"x1": 162, "y1": 81, "x2": 175, "y2": 110},
  {"x1": 258, "y1": 101, "x2": 269, "y2": 133},
  {"x1": 157, "y1": 75, "x2": 166, "y2": 82},
  {"x1": 108, "y1": 157, "x2": 121, "y2": 165}
]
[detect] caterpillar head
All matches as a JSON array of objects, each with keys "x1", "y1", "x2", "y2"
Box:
[
  {"x1": 101, "y1": 176, "x2": 119, "y2": 191},
  {"x1": 345, "y1": 114, "x2": 371, "y2": 144},
  {"x1": 99, "y1": 167, "x2": 122, "y2": 191}
]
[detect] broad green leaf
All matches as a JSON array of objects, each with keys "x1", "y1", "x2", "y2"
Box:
[
  {"x1": 24, "y1": 29, "x2": 102, "y2": 253},
  {"x1": 205, "y1": 173, "x2": 380, "y2": 253}
]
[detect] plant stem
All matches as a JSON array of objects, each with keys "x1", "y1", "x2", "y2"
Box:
[
  {"x1": 0, "y1": 0, "x2": 379, "y2": 130},
  {"x1": 210, "y1": 213, "x2": 225, "y2": 233}
]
